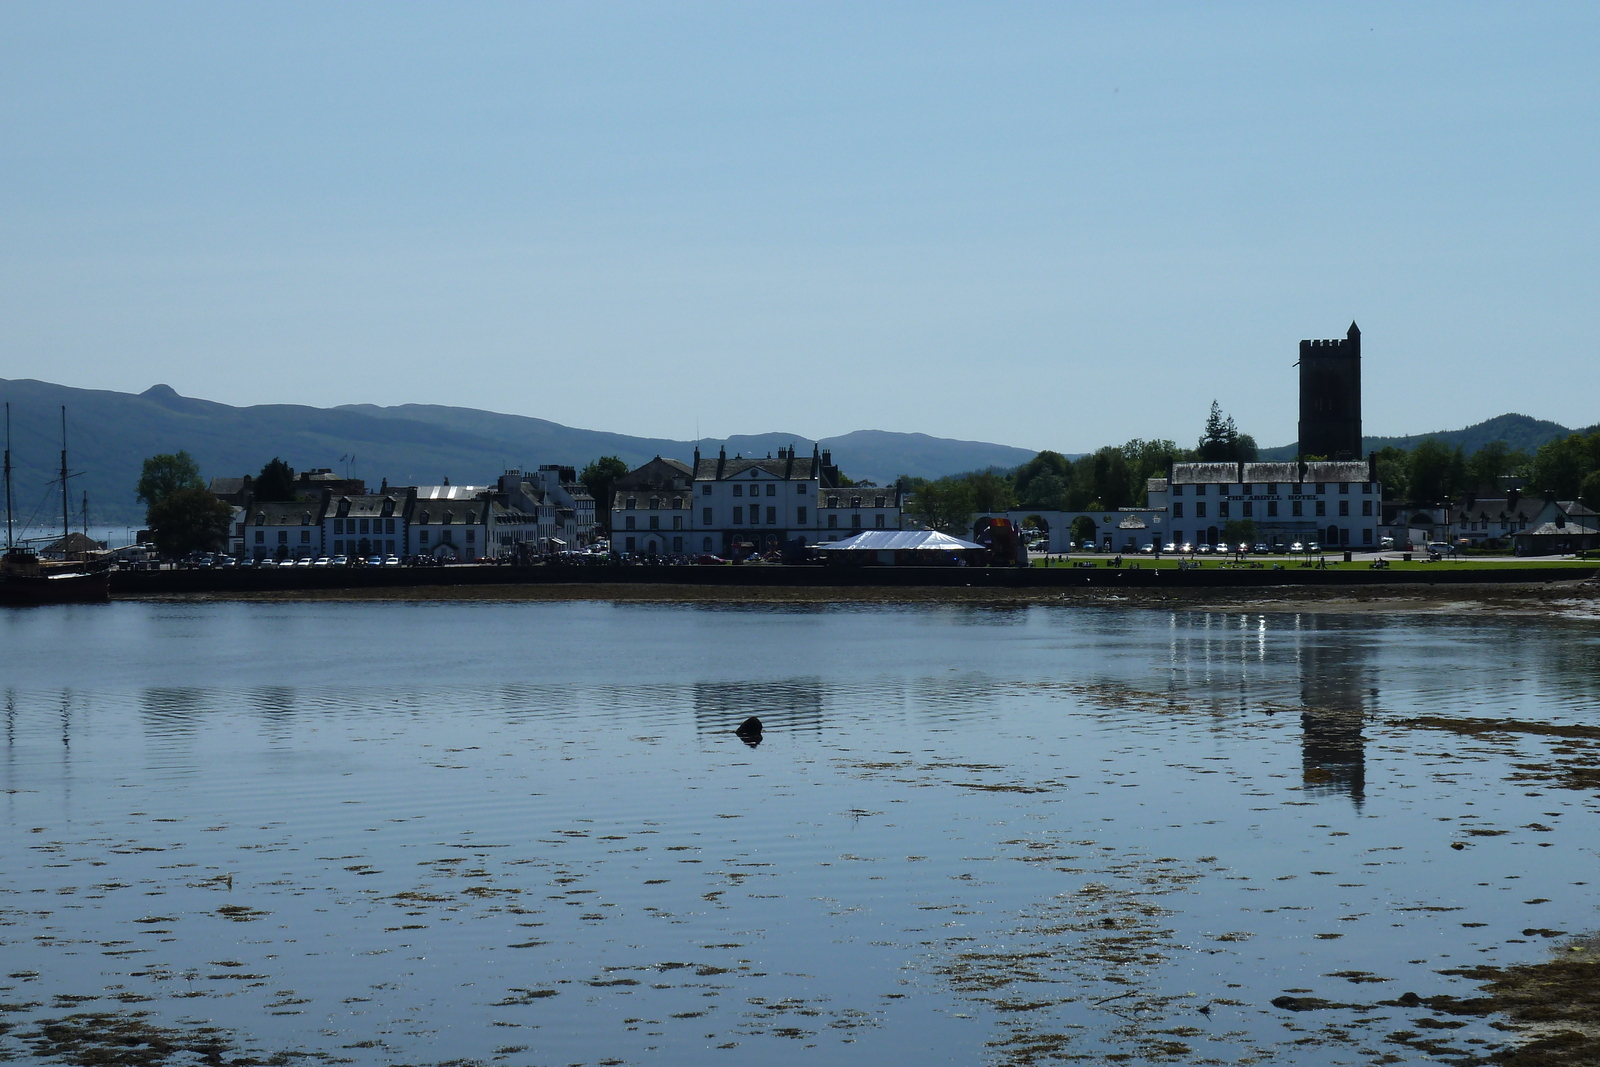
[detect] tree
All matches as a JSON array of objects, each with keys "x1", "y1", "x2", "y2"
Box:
[
  {"x1": 967, "y1": 470, "x2": 1015, "y2": 513},
  {"x1": 1375, "y1": 446, "x2": 1409, "y2": 501},
  {"x1": 1087, "y1": 447, "x2": 1131, "y2": 510},
  {"x1": 906, "y1": 477, "x2": 976, "y2": 534},
  {"x1": 1014, "y1": 451, "x2": 1072, "y2": 505},
  {"x1": 1530, "y1": 432, "x2": 1600, "y2": 500},
  {"x1": 1120, "y1": 439, "x2": 1187, "y2": 503},
  {"x1": 1407, "y1": 439, "x2": 1466, "y2": 502},
  {"x1": 1197, "y1": 401, "x2": 1247, "y2": 462},
  {"x1": 136, "y1": 452, "x2": 204, "y2": 516},
  {"x1": 579, "y1": 455, "x2": 631, "y2": 533},
  {"x1": 255, "y1": 458, "x2": 295, "y2": 501},
  {"x1": 1222, "y1": 518, "x2": 1258, "y2": 548},
  {"x1": 1465, "y1": 440, "x2": 1528, "y2": 492},
  {"x1": 1018, "y1": 471, "x2": 1068, "y2": 510},
  {"x1": 146, "y1": 486, "x2": 232, "y2": 557}
]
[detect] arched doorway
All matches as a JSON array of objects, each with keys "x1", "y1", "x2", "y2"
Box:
[
  {"x1": 1327, "y1": 525, "x2": 1340, "y2": 545},
  {"x1": 1206, "y1": 525, "x2": 1219, "y2": 546}
]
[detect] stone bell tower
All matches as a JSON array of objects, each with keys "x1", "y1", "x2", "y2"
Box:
[{"x1": 1297, "y1": 322, "x2": 1362, "y2": 460}]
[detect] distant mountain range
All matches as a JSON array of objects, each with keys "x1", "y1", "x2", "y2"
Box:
[
  {"x1": 1255, "y1": 413, "x2": 1592, "y2": 462},
  {"x1": 0, "y1": 379, "x2": 1038, "y2": 526},
  {"x1": 1, "y1": 377, "x2": 1590, "y2": 528}
]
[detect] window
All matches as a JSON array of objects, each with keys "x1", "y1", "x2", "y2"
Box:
[
  {"x1": 1361, "y1": 500, "x2": 1372, "y2": 517},
  {"x1": 874, "y1": 497, "x2": 884, "y2": 507},
  {"x1": 672, "y1": 536, "x2": 682, "y2": 553},
  {"x1": 796, "y1": 483, "x2": 807, "y2": 495},
  {"x1": 359, "y1": 519, "x2": 369, "y2": 534},
  {"x1": 828, "y1": 496, "x2": 839, "y2": 508},
  {"x1": 386, "y1": 540, "x2": 394, "y2": 552},
  {"x1": 827, "y1": 514, "x2": 837, "y2": 528},
  {"x1": 851, "y1": 514, "x2": 862, "y2": 529},
  {"x1": 255, "y1": 530, "x2": 264, "y2": 543},
  {"x1": 1173, "y1": 484, "x2": 1184, "y2": 496},
  {"x1": 851, "y1": 496, "x2": 861, "y2": 508},
  {"x1": 301, "y1": 530, "x2": 311, "y2": 543},
  {"x1": 625, "y1": 516, "x2": 636, "y2": 530},
  {"x1": 673, "y1": 516, "x2": 683, "y2": 529},
  {"x1": 420, "y1": 530, "x2": 429, "y2": 545},
  {"x1": 649, "y1": 497, "x2": 659, "y2": 510},
  {"x1": 649, "y1": 516, "x2": 660, "y2": 530},
  {"x1": 1292, "y1": 501, "x2": 1303, "y2": 517},
  {"x1": 1339, "y1": 483, "x2": 1349, "y2": 494},
  {"x1": 277, "y1": 531, "x2": 288, "y2": 544},
  {"x1": 386, "y1": 519, "x2": 395, "y2": 534},
  {"x1": 766, "y1": 484, "x2": 776, "y2": 497},
  {"x1": 626, "y1": 497, "x2": 637, "y2": 509},
  {"x1": 733, "y1": 506, "x2": 743, "y2": 524},
  {"x1": 1195, "y1": 503, "x2": 1207, "y2": 519},
  {"x1": 796, "y1": 506, "x2": 807, "y2": 525},
  {"x1": 703, "y1": 537, "x2": 713, "y2": 551},
  {"x1": 733, "y1": 484, "x2": 743, "y2": 497},
  {"x1": 334, "y1": 540, "x2": 344, "y2": 552},
  {"x1": 1267, "y1": 483, "x2": 1277, "y2": 494},
  {"x1": 766, "y1": 506, "x2": 776, "y2": 524},
  {"x1": 1315, "y1": 501, "x2": 1326, "y2": 516},
  {"x1": 1219, "y1": 501, "x2": 1230, "y2": 518},
  {"x1": 626, "y1": 536, "x2": 636, "y2": 552},
  {"x1": 466, "y1": 530, "x2": 474, "y2": 543},
  {"x1": 1242, "y1": 483, "x2": 1253, "y2": 494},
  {"x1": 1242, "y1": 501, "x2": 1253, "y2": 517},
  {"x1": 1267, "y1": 500, "x2": 1279, "y2": 517},
  {"x1": 875, "y1": 514, "x2": 885, "y2": 528},
  {"x1": 1363, "y1": 529, "x2": 1372, "y2": 545},
  {"x1": 701, "y1": 484, "x2": 711, "y2": 495},
  {"x1": 702, "y1": 507, "x2": 713, "y2": 525},
  {"x1": 1196, "y1": 484, "x2": 1207, "y2": 495},
  {"x1": 1173, "y1": 502, "x2": 1184, "y2": 518},
  {"x1": 334, "y1": 519, "x2": 344, "y2": 535},
  {"x1": 1315, "y1": 483, "x2": 1325, "y2": 494},
  {"x1": 1362, "y1": 482, "x2": 1372, "y2": 494},
  {"x1": 1338, "y1": 501, "x2": 1349, "y2": 517}
]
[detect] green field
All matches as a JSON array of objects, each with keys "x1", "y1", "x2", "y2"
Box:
[{"x1": 1032, "y1": 554, "x2": 1598, "y2": 574}]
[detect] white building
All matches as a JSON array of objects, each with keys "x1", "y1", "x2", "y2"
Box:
[
  {"x1": 411, "y1": 485, "x2": 492, "y2": 561},
  {"x1": 325, "y1": 491, "x2": 411, "y2": 559},
  {"x1": 815, "y1": 484, "x2": 904, "y2": 541},
  {"x1": 247, "y1": 499, "x2": 327, "y2": 560},
  {"x1": 1153, "y1": 459, "x2": 1381, "y2": 549},
  {"x1": 692, "y1": 446, "x2": 826, "y2": 557}
]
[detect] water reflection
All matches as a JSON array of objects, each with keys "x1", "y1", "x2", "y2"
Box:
[
  {"x1": 693, "y1": 679, "x2": 825, "y2": 736},
  {"x1": 1298, "y1": 622, "x2": 1376, "y2": 803}
]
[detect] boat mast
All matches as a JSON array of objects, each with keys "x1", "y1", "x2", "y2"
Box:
[
  {"x1": 60, "y1": 406, "x2": 70, "y2": 552},
  {"x1": 4, "y1": 403, "x2": 13, "y2": 551}
]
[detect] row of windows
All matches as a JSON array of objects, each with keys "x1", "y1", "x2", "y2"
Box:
[
  {"x1": 332, "y1": 539, "x2": 397, "y2": 553},
  {"x1": 624, "y1": 497, "x2": 687, "y2": 510},
  {"x1": 624, "y1": 515, "x2": 686, "y2": 530},
  {"x1": 826, "y1": 514, "x2": 886, "y2": 529},
  {"x1": 825, "y1": 496, "x2": 887, "y2": 508},
  {"x1": 332, "y1": 518, "x2": 396, "y2": 535},
  {"x1": 1172, "y1": 482, "x2": 1372, "y2": 496},
  {"x1": 1173, "y1": 499, "x2": 1374, "y2": 520},
  {"x1": 699, "y1": 482, "x2": 810, "y2": 496}
]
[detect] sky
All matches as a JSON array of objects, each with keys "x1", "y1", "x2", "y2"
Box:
[{"x1": 2, "y1": 3, "x2": 1597, "y2": 453}]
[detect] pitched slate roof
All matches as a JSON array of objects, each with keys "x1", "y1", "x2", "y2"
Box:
[
  {"x1": 331, "y1": 494, "x2": 408, "y2": 519},
  {"x1": 694, "y1": 455, "x2": 820, "y2": 481},
  {"x1": 613, "y1": 457, "x2": 695, "y2": 491},
  {"x1": 250, "y1": 500, "x2": 327, "y2": 525}
]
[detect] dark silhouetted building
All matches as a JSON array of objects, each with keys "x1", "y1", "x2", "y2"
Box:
[{"x1": 1298, "y1": 322, "x2": 1362, "y2": 460}]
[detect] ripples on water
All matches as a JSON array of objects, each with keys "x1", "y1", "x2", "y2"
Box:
[{"x1": 1, "y1": 602, "x2": 1598, "y2": 1065}]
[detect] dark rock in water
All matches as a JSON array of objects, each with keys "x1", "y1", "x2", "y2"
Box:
[{"x1": 735, "y1": 716, "x2": 762, "y2": 737}]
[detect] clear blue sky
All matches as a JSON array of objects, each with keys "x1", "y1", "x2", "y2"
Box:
[{"x1": 3, "y1": 3, "x2": 1596, "y2": 452}]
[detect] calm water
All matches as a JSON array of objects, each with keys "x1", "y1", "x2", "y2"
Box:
[{"x1": 1, "y1": 601, "x2": 1598, "y2": 1065}]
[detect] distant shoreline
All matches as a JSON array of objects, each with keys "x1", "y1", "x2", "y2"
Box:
[{"x1": 121, "y1": 578, "x2": 1600, "y2": 617}]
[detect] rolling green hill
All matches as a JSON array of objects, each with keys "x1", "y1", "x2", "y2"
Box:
[{"x1": 1256, "y1": 413, "x2": 1579, "y2": 461}]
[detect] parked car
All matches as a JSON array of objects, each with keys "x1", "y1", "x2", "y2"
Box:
[
  {"x1": 331, "y1": 555, "x2": 349, "y2": 566},
  {"x1": 1179, "y1": 542, "x2": 1193, "y2": 554},
  {"x1": 1379, "y1": 536, "x2": 1396, "y2": 549},
  {"x1": 1195, "y1": 544, "x2": 1212, "y2": 555},
  {"x1": 1162, "y1": 542, "x2": 1177, "y2": 553},
  {"x1": 312, "y1": 556, "x2": 331, "y2": 567},
  {"x1": 1253, "y1": 543, "x2": 1269, "y2": 554},
  {"x1": 695, "y1": 554, "x2": 728, "y2": 565},
  {"x1": 1290, "y1": 542, "x2": 1305, "y2": 553},
  {"x1": 366, "y1": 556, "x2": 384, "y2": 566},
  {"x1": 1139, "y1": 544, "x2": 1155, "y2": 554},
  {"x1": 1307, "y1": 542, "x2": 1321, "y2": 553},
  {"x1": 383, "y1": 556, "x2": 401, "y2": 567}
]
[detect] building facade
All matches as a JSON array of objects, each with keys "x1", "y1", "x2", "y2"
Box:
[
  {"x1": 691, "y1": 446, "x2": 827, "y2": 557},
  {"x1": 1154, "y1": 459, "x2": 1381, "y2": 548}
]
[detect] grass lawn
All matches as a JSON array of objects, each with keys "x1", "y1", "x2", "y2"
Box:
[{"x1": 1032, "y1": 554, "x2": 1599, "y2": 574}]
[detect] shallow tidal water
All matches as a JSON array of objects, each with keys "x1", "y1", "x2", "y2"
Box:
[{"x1": 1, "y1": 600, "x2": 1598, "y2": 1066}]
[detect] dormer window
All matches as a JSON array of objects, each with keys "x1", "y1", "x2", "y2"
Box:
[{"x1": 443, "y1": 511, "x2": 453, "y2": 524}]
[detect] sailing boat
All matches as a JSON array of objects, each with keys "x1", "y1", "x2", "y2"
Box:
[{"x1": 0, "y1": 404, "x2": 110, "y2": 604}]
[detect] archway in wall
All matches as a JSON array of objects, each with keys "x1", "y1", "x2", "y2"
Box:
[
  {"x1": 1069, "y1": 516, "x2": 1096, "y2": 546},
  {"x1": 1327, "y1": 525, "x2": 1340, "y2": 545},
  {"x1": 1206, "y1": 526, "x2": 1219, "y2": 546}
]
